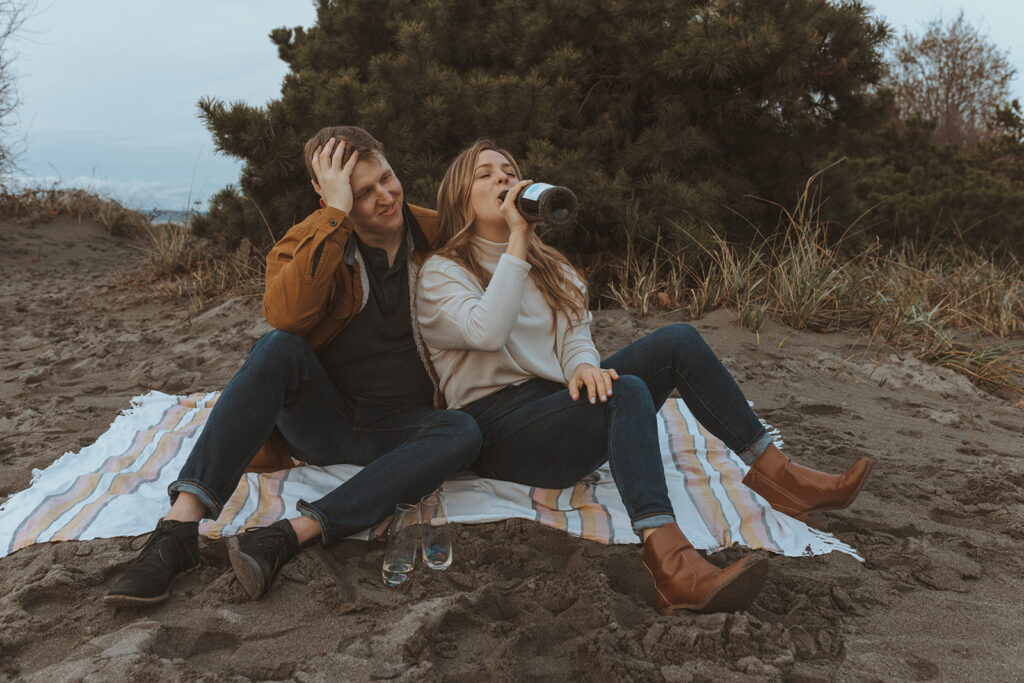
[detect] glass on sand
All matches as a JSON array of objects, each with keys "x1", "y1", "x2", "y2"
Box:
[
  {"x1": 381, "y1": 503, "x2": 419, "y2": 586},
  {"x1": 419, "y1": 492, "x2": 453, "y2": 570},
  {"x1": 381, "y1": 492, "x2": 454, "y2": 586}
]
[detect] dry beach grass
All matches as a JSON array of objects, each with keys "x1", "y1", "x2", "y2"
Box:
[{"x1": 606, "y1": 176, "x2": 1024, "y2": 398}]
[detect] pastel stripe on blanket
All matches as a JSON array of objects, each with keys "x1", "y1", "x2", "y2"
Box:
[
  {"x1": 529, "y1": 472, "x2": 615, "y2": 544},
  {"x1": 666, "y1": 400, "x2": 783, "y2": 554},
  {"x1": 9, "y1": 393, "x2": 215, "y2": 552},
  {"x1": 56, "y1": 400, "x2": 210, "y2": 542},
  {"x1": 9, "y1": 400, "x2": 178, "y2": 549},
  {"x1": 200, "y1": 470, "x2": 290, "y2": 539},
  {"x1": 0, "y1": 391, "x2": 861, "y2": 561}
]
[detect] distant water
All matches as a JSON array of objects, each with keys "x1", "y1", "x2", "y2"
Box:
[{"x1": 146, "y1": 209, "x2": 204, "y2": 224}]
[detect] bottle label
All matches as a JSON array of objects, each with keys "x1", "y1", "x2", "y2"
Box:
[{"x1": 521, "y1": 183, "x2": 555, "y2": 201}]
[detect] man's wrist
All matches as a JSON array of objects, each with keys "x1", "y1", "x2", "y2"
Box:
[{"x1": 318, "y1": 204, "x2": 349, "y2": 228}]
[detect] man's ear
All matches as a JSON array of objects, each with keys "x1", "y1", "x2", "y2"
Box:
[{"x1": 310, "y1": 179, "x2": 322, "y2": 196}]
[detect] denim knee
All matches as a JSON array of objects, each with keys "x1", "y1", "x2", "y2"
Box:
[
  {"x1": 656, "y1": 323, "x2": 715, "y2": 365},
  {"x1": 251, "y1": 329, "x2": 312, "y2": 363},
  {"x1": 667, "y1": 322, "x2": 703, "y2": 348},
  {"x1": 244, "y1": 330, "x2": 316, "y2": 388},
  {"x1": 610, "y1": 374, "x2": 652, "y2": 404},
  {"x1": 433, "y1": 410, "x2": 483, "y2": 469}
]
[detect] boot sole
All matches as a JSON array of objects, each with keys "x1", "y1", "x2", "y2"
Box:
[
  {"x1": 103, "y1": 590, "x2": 171, "y2": 607},
  {"x1": 226, "y1": 537, "x2": 268, "y2": 600},
  {"x1": 103, "y1": 565, "x2": 197, "y2": 607},
  {"x1": 658, "y1": 556, "x2": 768, "y2": 615}
]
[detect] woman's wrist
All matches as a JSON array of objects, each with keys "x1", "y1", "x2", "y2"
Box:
[{"x1": 506, "y1": 230, "x2": 529, "y2": 260}]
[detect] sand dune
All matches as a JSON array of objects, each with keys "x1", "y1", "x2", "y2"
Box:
[{"x1": 1, "y1": 218, "x2": 1022, "y2": 680}]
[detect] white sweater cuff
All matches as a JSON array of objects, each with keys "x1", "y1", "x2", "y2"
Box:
[{"x1": 562, "y1": 351, "x2": 602, "y2": 382}]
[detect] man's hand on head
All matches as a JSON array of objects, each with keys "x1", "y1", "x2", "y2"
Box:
[{"x1": 311, "y1": 137, "x2": 360, "y2": 214}]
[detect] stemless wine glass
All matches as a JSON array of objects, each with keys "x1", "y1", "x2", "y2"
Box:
[
  {"x1": 381, "y1": 503, "x2": 419, "y2": 587},
  {"x1": 419, "y1": 491, "x2": 453, "y2": 570}
]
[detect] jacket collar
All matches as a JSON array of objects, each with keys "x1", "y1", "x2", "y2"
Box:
[{"x1": 343, "y1": 203, "x2": 429, "y2": 266}]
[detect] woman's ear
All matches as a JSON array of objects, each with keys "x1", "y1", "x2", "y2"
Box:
[{"x1": 310, "y1": 179, "x2": 322, "y2": 196}]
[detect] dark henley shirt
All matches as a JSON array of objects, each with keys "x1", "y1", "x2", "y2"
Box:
[{"x1": 316, "y1": 231, "x2": 435, "y2": 406}]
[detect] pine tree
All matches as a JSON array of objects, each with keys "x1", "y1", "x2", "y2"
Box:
[
  {"x1": 835, "y1": 99, "x2": 1024, "y2": 248},
  {"x1": 195, "y1": 0, "x2": 889, "y2": 252}
]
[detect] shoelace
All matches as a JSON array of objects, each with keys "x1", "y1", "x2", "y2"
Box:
[
  {"x1": 129, "y1": 523, "x2": 192, "y2": 568},
  {"x1": 242, "y1": 524, "x2": 299, "y2": 572}
]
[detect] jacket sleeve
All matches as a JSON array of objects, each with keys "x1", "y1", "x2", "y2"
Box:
[
  {"x1": 416, "y1": 254, "x2": 531, "y2": 351},
  {"x1": 557, "y1": 270, "x2": 601, "y2": 381},
  {"x1": 263, "y1": 206, "x2": 352, "y2": 336}
]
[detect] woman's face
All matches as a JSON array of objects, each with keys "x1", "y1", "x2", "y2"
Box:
[{"x1": 469, "y1": 149, "x2": 519, "y2": 229}]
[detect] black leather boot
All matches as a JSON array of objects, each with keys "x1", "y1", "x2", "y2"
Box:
[
  {"x1": 226, "y1": 519, "x2": 302, "y2": 600},
  {"x1": 104, "y1": 519, "x2": 200, "y2": 606}
]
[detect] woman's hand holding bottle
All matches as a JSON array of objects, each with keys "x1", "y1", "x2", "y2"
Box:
[{"x1": 502, "y1": 179, "x2": 534, "y2": 261}]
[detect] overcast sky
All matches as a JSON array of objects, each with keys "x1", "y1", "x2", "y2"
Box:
[{"x1": 5, "y1": 1, "x2": 1022, "y2": 213}]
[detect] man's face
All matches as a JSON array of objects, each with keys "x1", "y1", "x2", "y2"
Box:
[{"x1": 347, "y1": 153, "x2": 404, "y2": 237}]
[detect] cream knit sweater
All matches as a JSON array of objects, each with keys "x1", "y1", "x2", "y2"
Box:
[{"x1": 416, "y1": 236, "x2": 601, "y2": 408}]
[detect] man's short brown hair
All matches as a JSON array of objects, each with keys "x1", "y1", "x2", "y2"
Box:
[{"x1": 303, "y1": 126, "x2": 384, "y2": 182}]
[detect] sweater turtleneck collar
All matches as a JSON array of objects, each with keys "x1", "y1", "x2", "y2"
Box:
[{"x1": 469, "y1": 235, "x2": 510, "y2": 261}]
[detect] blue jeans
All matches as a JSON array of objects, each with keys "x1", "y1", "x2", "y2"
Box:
[
  {"x1": 169, "y1": 330, "x2": 482, "y2": 544},
  {"x1": 461, "y1": 324, "x2": 769, "y2": 533}
]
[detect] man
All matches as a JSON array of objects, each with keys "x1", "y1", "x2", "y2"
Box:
[{"x1": 105, "y1": 126, "x2": 481, "y2": 605}]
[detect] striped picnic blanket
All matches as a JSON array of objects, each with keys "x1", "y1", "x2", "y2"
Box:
[{"x1": 0, "y1": 391, "x2": 859, "y2": 560}]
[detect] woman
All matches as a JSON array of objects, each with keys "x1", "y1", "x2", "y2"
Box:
[{"x1": 416, "y1": 140, "x2": 872, "y2": 614}]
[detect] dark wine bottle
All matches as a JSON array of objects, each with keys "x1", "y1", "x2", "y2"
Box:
[{"x1": 498, "y1": 183, "x2": 578, "y2": 227}]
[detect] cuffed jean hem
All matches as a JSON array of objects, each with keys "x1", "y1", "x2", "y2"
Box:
[
  {"x1": 168, "y1": 479, "x2": 223, "y2": 520},
  {"x1": 296, "y1": 500, "x2": 330, "y2": 545},
  {"x1": 737, "y1": 429, "x2": 774, "y2": 466},
  {"x1": 631, "y1": 512, "x2": 676, "y2": 536}
]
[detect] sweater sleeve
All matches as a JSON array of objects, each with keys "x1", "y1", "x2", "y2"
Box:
[
  {"x1": 557, "y1": 271, "x2": 602, "y2": 381},
  {"x1": 416, "y1": 254, "x2": 531, "y2": 351}
]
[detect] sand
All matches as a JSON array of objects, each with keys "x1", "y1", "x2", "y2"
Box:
[{"x1": 1, "y1": 217, "x2": 1022, "y2": 681}]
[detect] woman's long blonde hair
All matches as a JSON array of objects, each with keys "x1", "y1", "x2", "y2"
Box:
[{"x1": 436, "y1": 140, "x2": 588, "y2": 328}]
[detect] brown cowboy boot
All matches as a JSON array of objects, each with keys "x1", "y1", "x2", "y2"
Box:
[
  {"x1": 742, "y1": 444, "x2": 872, "y2": 518},
  {"x1": 641, "y1": 523, "x2": 768, "y2": 615}
]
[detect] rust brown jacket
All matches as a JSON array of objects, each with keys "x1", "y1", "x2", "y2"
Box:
[{"x1": 247, "y1": 202, "x2": 443, "y2": 472}]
